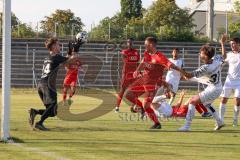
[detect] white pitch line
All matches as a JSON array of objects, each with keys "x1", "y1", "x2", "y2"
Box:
[{"x1": 8, "y1": 140, "x2": 71, "y2": 160}]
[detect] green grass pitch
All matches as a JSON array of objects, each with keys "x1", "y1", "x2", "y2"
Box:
[{"x1": 0, "y1": 89, "x2": 240, "y2": 160}]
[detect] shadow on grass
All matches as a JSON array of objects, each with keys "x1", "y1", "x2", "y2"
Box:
[
  {"x1": 45, "y1": 126, "x2": 240, "y2": 134},
  {"x1": 0, "y1": 137, "x2": 25, "y2": 143}
]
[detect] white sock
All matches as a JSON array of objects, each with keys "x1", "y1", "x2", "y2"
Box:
[
  {"x1": 219, "y1": 103, "x2": 226, "y2": 122},
  {"x1": 233, "y1": 105, "x2": 240, "y2": 121},
  {"x1": 207, "y1": 104, "x2": 222, "y2": 126},
  {"x1": 185, "y1": 104, "x2": 195, "y2": 127}
]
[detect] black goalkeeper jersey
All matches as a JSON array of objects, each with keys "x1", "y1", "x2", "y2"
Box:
[{"x1": 40, "y1": 54, "x2": 68, "y2": 90}]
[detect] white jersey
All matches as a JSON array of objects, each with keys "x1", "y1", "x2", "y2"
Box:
[
  {"x1": 225, "y1": 51, "x2": 240, "y2": 81},
  {"x1": 166, "y1": 58, "x2": 184, "y2": 82},
  {"x1": 191, "y1": 55, "x2": 224, "y2": 88}
]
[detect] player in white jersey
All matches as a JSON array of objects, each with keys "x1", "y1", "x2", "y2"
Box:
[
  {"x1": 178, "y1": 45, "x2": 224, "y2": 131},
  {"x1": 219, "y1": 35, "x2": 240, "y2": 127},
  {"x1": 165, "y1": 48, "x2": 184, "y2": 105}
]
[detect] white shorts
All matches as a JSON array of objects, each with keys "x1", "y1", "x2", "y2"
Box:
[
  {"x1": 166, "y1": 79, "x2": 180, "y2": 93},
  {"x1": 221, "y1": 78, "x2": 240, "y2": 98},
  {"x1": 199, "y1": 86, "x2": 222, "y2": 105},
  {"x1": 154, "y1": 102, "x2": 173, "y2": 118}
]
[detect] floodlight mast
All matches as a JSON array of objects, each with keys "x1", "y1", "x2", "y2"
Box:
[{"x1": 1, "y1": 0, "x2": 11, "y2": 141}]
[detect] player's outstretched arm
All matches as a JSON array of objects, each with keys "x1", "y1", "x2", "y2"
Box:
[
  {"x1": 220, "y1": 34, "x2": 227, "y2": 59},
  {"x1": 170, "y1": 64, "x2": 192, "y2": 79}
]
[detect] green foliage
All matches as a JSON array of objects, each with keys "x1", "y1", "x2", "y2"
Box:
[
  {"x1": 133, "y1": 0, "x2": 143, "y2": 18},
  {"x1": 120, "y1": 0, "x2": 142, "y2": 20},
  {"x1": 90, "y1": 13, "x2": 128, "y2": 41},
  {"x1": 90, "y1": 0, "x2": 195, "y2": 42},
  {"x1": 235, "y1": 0, "x2": 240, "y2": 13},
  {"x1": 144, "y1": 0, "x2": 194, "y2": 29},
  {"x1": 216, "y1": 27, "x2": 226, "y2": 41},
  {"x1": 0, "y1": 12, "x2": 19, "y2": 30},
  {"x1": 227, "y1": 1, "x2": 240, "y2": 38},
  {"x1": 12, "y1": 23, "x2": 35, "y2": 38},
  {"x1": 0, "y1": 12, "x2": 36, "y2": 38},
  {"x1": 159, "y1": 26, "x2": 194, "y2": 42},
  {"x1": 40, "y1": 9, "x2": 84, "y2": 37}
]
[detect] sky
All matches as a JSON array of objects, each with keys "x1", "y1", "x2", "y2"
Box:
[{"x1": 6, "y1": 0, "x2": 189, "y2": 31}]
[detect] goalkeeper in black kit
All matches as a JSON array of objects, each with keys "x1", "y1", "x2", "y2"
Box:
[{"x1": 28, "y1": 37, "x2": 83, "y2": 131}]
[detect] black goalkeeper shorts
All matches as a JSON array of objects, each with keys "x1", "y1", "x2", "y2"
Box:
[{"x1": 38, "y1": 83, "x2": 57, "y2": 106}]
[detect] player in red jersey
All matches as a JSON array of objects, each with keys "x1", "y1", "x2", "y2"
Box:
[
  {"x1": 125, "y1": 37, "x2": 185, "y2": 129},
  {"x1": 62, "y1": 43, "x2": 82, "y2": 103},
  {"x1": 115, "y1": 38, "x2": 140, "y2": 112}
]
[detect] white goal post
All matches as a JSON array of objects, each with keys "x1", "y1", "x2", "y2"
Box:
[{"x1": 1, "y1": 0, "x2": 11, "y2": 141}]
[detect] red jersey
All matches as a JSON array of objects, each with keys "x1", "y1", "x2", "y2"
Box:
[
  {"x1": 65, "y1": 60, "x2": 81, "y2": 80},
  {"x1": 172, "y1": 105, "x2": 188, "y2": 117},
  {"x1": 121, "y1": 49, "x2": 140, "y2": 79},
  {"x1": 143, "y1": 51, "x2": 172, "y2": 81}
]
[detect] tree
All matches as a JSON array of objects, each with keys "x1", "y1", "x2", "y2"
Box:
[
  {"x1": 90, "y1": 13, "x2": 127, "y2": 41},
  {"x1": 90, "y1": 0, "x2": 195, "y2": 41},
  {"x1": 121, "y1": 0, "x2": 142, "y2": 19},
  {"x1": 228, "y1": 0, "x2": 240, "y2": 38},
  {"x1": 145, "y1": 0, "x2": 193, "y2": 28},
  {"x1": 144, "y1": 0, "x2": 194, "y2": 41},
  {"x1": 12, "y1": 23, "x2": 35, "y2": 38},
  {"x1": 0, "y1": 12, "x2": 35, "y2": 38},
  {"x1": 0, "y1": 12, "x2": 19, "y2": 30},
  {"x1": 40, "y1": 9, "x2": 84, "y2": 37},
  {"x1": 133, "y1": 0, "x2": 143, "y2": 18}
]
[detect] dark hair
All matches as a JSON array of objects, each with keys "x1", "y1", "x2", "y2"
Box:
[
  {"x1": 45, "y1": 37, "x2": 58, "y2": 51},
  {"x1": 230, "y1": 37, "x2": 240, "y2": 44},
  {"x1": 127, "y1": 38, "x2": 134, "y2": 41},
  {"x1": 200, "y1": 45, "x2": 215, "y2": 59},
  {"x1": 145, "y1": 37, "x2": 157, "y2": 45},
  {"x1": 173, "y1": 48, "x2": 179, "y2": 52}
]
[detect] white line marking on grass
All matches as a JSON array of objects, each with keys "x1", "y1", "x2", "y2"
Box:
[{"x1": 8, "y1": 140, "x2": 71, "y2": 160}]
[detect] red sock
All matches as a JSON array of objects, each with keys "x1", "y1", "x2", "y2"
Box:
[
  {"x1": 198, "y1": 103, "x2": 208, "y2": 112},
  {"x1": 63, "y1": 92, "x2": 67, "y2": 101},
  {"x1": 145, "y1": 107, "x2": 159, "y2": 124}
]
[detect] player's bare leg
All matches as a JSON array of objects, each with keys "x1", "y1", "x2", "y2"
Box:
[
  {"x1": 63, "y1": 85, "x2": 69, "y2": 102},
  {"x1": 168, "y1": 95, "x2": 175, "y2": 105},
  {"x1": 68, "y1": 85, "x2": 76, "y2": 105},
  {"x1": 115, "y1": 87, "x2": 127, "y2": 113}
]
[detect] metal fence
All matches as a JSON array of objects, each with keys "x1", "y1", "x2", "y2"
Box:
[{"x1": 0, "y1": 40, "x2": 229, "y2": 91}]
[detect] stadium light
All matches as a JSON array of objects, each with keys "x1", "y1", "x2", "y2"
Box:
[{"x1": 1, "y1": 0, "x2": 11, "y2": 141}]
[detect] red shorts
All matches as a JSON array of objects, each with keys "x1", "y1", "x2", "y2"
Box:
[
  {"x1": 128, "y1": 76, "x2": 158, "y2": 92},
  {"x1": 63, "y1": 77, "x2": 77, "y2": 87},
  {"x1": 120, "y1": 78, "x2": 135, "y2": 89},
  {"x1": 172, "y1": 105, "x2": 188, "y2": 117},
  {"x1": 126, "y1": 76, "x2": 158, "y2": 104}
]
